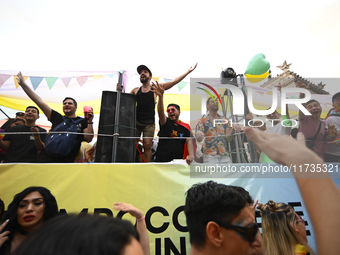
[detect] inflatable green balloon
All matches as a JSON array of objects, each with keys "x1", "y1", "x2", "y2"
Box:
[{"x1": 245, "y1": 53, "x2": 270, "y2": 75}]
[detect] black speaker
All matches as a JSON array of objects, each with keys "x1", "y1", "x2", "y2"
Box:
[{"x1": 96, "y1": 91, "x2": 136, "y2": 162}]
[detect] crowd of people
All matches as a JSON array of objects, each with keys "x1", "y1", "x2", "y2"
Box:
[
  {"x1": 0, "y1": 65, "x2": 339, "y2": 164},
  {"x1": 1, "y1": 129, "x2": 340, "y2": 254}
]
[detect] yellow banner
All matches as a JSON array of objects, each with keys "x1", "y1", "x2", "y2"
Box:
[{"x1": 0, "y1": 163, "x2": 317, "y2": 254}]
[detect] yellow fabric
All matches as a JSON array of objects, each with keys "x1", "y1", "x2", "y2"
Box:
[{"x1": 294, "y1": 244, "x2": 308, "y2": 255}]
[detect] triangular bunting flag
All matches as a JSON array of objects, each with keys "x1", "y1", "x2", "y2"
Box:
[
  {"x1": 14, "y1": 75, "x2": 28, "y2": 89},
  {"x1": 76, "y1": 76, "x2": 89, "y2": 87},
  {"x1": 152, "y1": 77, "x2": 160, "y2": 83},
  {"x1": 217, "y1": 87, "x2": 225, "y2": 95},
  {"x1": 0, "y1": 74, "x2": 11, "y2": 88},
  {"x1": 164, "y1": 78, "x2": 171, "y2": 83},
  {"x1": 107, "y1": 73, "x2": 117, "y2": 78},
  {"x1": 190, "y1": 86, "x2": 198, "y2": 95},
  {"x1": 90, "y1": 75, "x2": 103, "y2": 80},
  {"x1": 61, "y1": 77, "x2": 72, "y2": 88},
  {"x1": 30, "y1": 77, "x2": 44, "y2": 90},
  {"x1": 122, "y1": 71, "x2": 136, "y2": 89},
  {"x1": 177, "y1": 81, "x2": 187, "y2": 91},
  {"x1": 45, "y1": 77, "x2": 59, "y2": 90}
]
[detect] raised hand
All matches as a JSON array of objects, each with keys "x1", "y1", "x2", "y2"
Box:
[
  {"x1": 16, "y1": 72, "x2": 26, "y2": 87},
  {"x1": 188, "y1": 63, "x2": 198, "y2": 73},
  {"x1": 195, "y1": 130, "x2": 205, "y2": 142},
  {"x1": 113, "y1": 202, "x2": 144, "y2": 220},
  {"x1": 0, "y1": 220, "x2": 10, "y2": 248},
  {"x1": 30, "y1": 127, "x2": 40, "y2": 135},
  {"x1": 150, "y1": 81, "x2": 164, "y2": 97}
]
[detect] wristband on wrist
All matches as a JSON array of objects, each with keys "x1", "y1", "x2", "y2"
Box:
[
  {"x1": 137, "y1": 215, "x2": 145, "y2": 221},
  {"x1": 88, "y1": 122, "x2": 93, "y2": 124},
  {"x1": 34, "y1": 135, "x2": 39, "y2": 139}
]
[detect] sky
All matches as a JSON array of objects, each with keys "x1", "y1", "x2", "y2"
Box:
[{"x1": 0, "y1": 0, "x2": 340, "y2": 95}]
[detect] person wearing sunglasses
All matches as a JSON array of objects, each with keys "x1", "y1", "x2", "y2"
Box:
[
  {"x1": 184, "y1": 181, "x2": 263, "y2": 255},
  {"x1": 117, "y1": 63, "x2": 197, "y2": 163},
  {"x1": 151, "y1": 82, "x2": 194, "y2": 164},
  {"x1": 257, "y1": 200, "x2": 315, "y2": 255}
]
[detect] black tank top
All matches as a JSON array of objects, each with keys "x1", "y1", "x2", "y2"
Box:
[{"x1": 136, "y1": 87, "x2": 155, "y2": 124}]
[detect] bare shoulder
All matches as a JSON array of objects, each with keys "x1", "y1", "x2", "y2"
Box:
[{"x1": 131, "y1": 87, "x2": 140, "y2": 95}]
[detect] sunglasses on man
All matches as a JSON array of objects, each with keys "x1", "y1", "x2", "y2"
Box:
[
  {"x1": 216, "y1": 221, "x2": 259, "y2": 243},
  {"x1": 167, "y1": 107, "x2": 177, "y2": 113}
]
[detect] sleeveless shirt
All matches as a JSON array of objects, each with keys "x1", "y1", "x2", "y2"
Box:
[{"x1": 136, "y1": 87, "x2": 155, "y2": 124}]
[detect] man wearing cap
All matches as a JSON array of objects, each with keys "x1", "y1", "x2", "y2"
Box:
[
  {"x1": 119, "y1": 63, "x2": 197, "y2": 162},
  {"x1": 325, "y1": 92, "x2": 340, "y2": 162}
]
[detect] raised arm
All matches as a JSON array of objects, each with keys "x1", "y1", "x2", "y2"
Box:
[
  {"x1": 244, "y1": 127, "x2": 340, "y2": 255},
  {"x1": 83, "y1": 110, "x2": 94, "y2": 142},
  {"x1": 162, "y1": 63, "x2": 197, "y2": 91},
  {"x1": 17, "y1": 72, "x2": 52, "y2": 120},
  {"x1": 0, "y1": 220, "x2": 10, "y2": 248},
  {"x1": 151, "y1": 81, "x2": 166, "y2": 126},
  {"x1": 113, "y1": 203, "x2": 150, "y2": 255}
]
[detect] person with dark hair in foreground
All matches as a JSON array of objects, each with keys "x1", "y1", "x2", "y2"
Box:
[
  {"x1": 0, "y1": 186, "x2": 58, "y2": 254},
  {"x1": 244, "y1": 127, "x2": 340, "y2": 255},
  {"x1": 184, "y1": 181, "x2": 263, "y2": 255},
  {"x1": 13, "y1": 214, "x2": 143, "y2": 255},
  {"x1": 113, "y1": 202, "x2": 150, "y2": 255}
]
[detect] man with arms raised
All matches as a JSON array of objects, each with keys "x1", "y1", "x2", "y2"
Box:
[
  {"x1": 16, "y1": 72, "x2": 94, "y2": 163},
  {"x1": 118, "y1": 63, "x2": 197, "y2": 162},
  {"x1": 151, "y1": 82, "x2": 193, "y2": 164},
  {"x1": 184, "y1": 181, "x2": 263, "y2": 255},
  {"x1": 0, "y1": 106, "x2": 46, "y2": 163}
]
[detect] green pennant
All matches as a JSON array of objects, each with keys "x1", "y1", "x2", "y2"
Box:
[
  {"x1": 177, "y1": 81, "x2": 187, "y2": 91},
  {"x1": 45, "y1": 77, "x2": 59, "y2": 90}
]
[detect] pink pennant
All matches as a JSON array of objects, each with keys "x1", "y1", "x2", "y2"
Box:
[
  {"x1": 61, "y1": 77, "x2": 72, "y2": 88},
  {"x1": 76, "y1": 76, "x2": 89, "y2": 87},
  {"x1": 0, "y1": 74, "x2": 11, "y2": 88}
]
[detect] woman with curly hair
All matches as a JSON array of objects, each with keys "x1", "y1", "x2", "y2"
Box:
[
  {"x1": 258, "y1": 200, "x2": 315, "y2": 255},
  {"x1": 0, "y1": 186, "x2": 58, "y2": 255}
]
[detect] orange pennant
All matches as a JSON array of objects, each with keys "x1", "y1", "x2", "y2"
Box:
[{"x1": 14, "y1": 75, "x2": 28, "y2": 89}]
